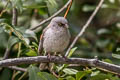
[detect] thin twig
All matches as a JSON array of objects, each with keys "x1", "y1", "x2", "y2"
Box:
[
  {"x1": 3, "y1": 48, "x2": 10, "y2": 59},
  {"x1": 65, "y1": 0, "x2": 104, "y2": 57},
  {"x1": 7, "y1": 66, "x2": 27, "y2": 72},
  {"x1": 30, "y1": 0, "x2": 72, "y2": 31},
  {"x1": 12, "y1": 71, "x2": 20, "y2": 80},
  {"x1": 64, "y1": 0, "x2": 73, "y2": 18},
  {"x1": 0, "y1": 56, "x2": 120, "y2": 75},
  {"x1": 18, "y1": 71, "x2": 27, "y2": 80},
  {"x1": 0, "y1": 0, "x2": 11, "y2": 17},
  {"x1": 12, "y1": 8, "x2": 18, "y2": 26}
]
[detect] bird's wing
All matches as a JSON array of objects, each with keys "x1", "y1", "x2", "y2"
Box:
[
  {"x1": 38, "y1": 34, "x2": 44, "y2": 55},
  {"x1": 38, "y1": 25, "x2": 50, "y2": 55}
]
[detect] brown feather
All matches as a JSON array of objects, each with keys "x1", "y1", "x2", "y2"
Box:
[{"x1": 38, "y1": 26, "x2": 50, "y2": 55}]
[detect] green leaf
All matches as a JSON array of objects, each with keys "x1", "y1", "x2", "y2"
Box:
[
  {"x1": 37, "y1": 72, "x2": 57, "y2": 80},
  {"x1": 66, "y1": 76, "x2": 75, "y2": 80},
  {"x1": 28, "y1": 65, "x2": 41, "y2": 80},
  {"x1": 23, "y1": 5, "x2": 46, "y2": 9},
  {"x1": 8, "y1": 36, "x2": 20, "y2": 49},
  {"x1": 58, "y1": 78, "x2": 64, "y2": 80},
  {"x1": 91, "y1": 71, "x2": 100, "y2": 76},
  {"x1": 11, "y1": 0, "x2": 23, "y2": 13},
  {"x1": 0, "y1": 27, "x2": 4, "y2": 33},
  {"x1": 57, "y1": 64, "x2": 69, "y2": 72},
  {"x1": 38, "y1": 9, "x2": 47, "y2": 15},
  {"x1": 82, "y1": 5, "x2": 95, "y2": 12},
  {"x1": 102, "y1": 59, "x2": 113, "y2": 63},
  {"x1": 24, "y1": 38, "x2": 30, "y2": 45},
  {"x1": 76, "y1": 70, "x2": 91, "y2": 80},
  {"x1": 2, "y1": 23, "x2": 11, "y2": 34},
  {"x1": 0, "y1": 19, "x2": 6, "y2": 23},
  {"x1": 97, "y1": 28, "x2": 111, "y2": 35},
  {"x1": 79, "y1": 38, "x2": 90, "y2": 46},
  {"x1": 116, "y1": 48, "x2": 120, "y2": 52},
  {"x1": 109, "y1": 0, "x2": 115, "y2": 3},
  {"x1": 90, "y1": 73, "x2": 110, "y2": 80},
  {"x1": 46, "y1": 0, "x2": 58, "y2": 15},
  {"x1": 0, "y1": 32, "x2": 8, "y2": 48},
  {"x1": 36, "y1": 72, "x2": 46, "y2": 80},
  {"x1": 96, "y1": 39, "x2": 110, "y2": 48},
  {"x1": 24, "y1": 29, "x2": 38, "y2": 42},
  {"x1": 76, "y1": 71, "x2": 86, "y2": 80},
  {"x1": 63, "y1": 68, "x2": 78, "y2": 75},
  {"x1": 26, "y1": 49, "x2": 37, "y2": 56},
  {"x1": 0, "y1": 68, "x2": 12, "y2": 80},
  {"x1": 67, "y1": 47, "x2": 77, "y2": 58},
  {"x1": 28, "y1": 65, "x2": 57, "y2": 80},
  {"x1": 112, "y1": 53, "x2": 120, "y2": 59},
  {"x1": 32, "y1": 42, "x2": 38, "y2": 48}
]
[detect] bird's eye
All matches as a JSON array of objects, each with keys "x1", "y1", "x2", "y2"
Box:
[{"x1": 58, "y1": 23, "x2": 64, "y2": 26}]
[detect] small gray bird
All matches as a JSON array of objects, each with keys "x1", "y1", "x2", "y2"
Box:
[{"x1": 38, "y1": 17, "x2": 71, "y2": 70}]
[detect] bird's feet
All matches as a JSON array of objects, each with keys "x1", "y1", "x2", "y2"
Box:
[
  {"x1": 63, "y1": 55, "x2": 68, "y2": 60},
  {"x1": 47, "y1": 53, "x2": 52, "y2": 62}
]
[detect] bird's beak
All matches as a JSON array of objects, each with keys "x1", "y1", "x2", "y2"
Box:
[{"x1": 65, "y1": 24, "x2": 69, "y2": 28}]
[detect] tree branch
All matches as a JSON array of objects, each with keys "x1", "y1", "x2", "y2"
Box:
[
  {"x1": 12, "y1": 8, "x2": 18, "y2": 26},
  {"x1": 64, "y1": 0, "x2": 72, "y2": 18},
  {"x1": 7, "y1": 66, "x2": 27, "y2": 72},
  {"x1": 3, "y1": 48, "x2": 10, "y2": 59},
  {"x1": 0, "y1": 56, "x2": 120, "y2": 75},
  {"x1": 0, "y1": 0, "x2": 11, "y2": 17},
  {"x1": 30, "y1": 0, "x2": 72, "y2": 31},
  {"x1": 65, "y1": 0, "x2": 104, "y2": 56}
]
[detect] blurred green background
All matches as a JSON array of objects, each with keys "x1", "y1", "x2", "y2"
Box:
[{"x1": 0, "y1": 0, "x2": 120, "y2": 80}]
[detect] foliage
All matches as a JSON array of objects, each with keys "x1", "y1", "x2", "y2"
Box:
[{"x1": 0, "y1": 0, "x2": 120, "y2": 80}]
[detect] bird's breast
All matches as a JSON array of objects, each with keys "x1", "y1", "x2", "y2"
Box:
[{"x1": 43, "y1": 27, "x2": 70, "y2": 53}]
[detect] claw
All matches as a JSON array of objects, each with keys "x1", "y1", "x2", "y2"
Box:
[
  {"x1": 63, "y1": 56, "x2": 68, "y2": 60},
  {"x1": 47, "y1": 53, "x2": 52, "y2": 61}
]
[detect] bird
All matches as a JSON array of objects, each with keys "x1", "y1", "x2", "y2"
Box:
[{"x1": 38, "y1": 16, "x2": 71, "y2": 70}]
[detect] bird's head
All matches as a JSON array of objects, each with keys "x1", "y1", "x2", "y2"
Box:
[{"x1": 51, "y1": 17, "x2": 69, "y2": 28}]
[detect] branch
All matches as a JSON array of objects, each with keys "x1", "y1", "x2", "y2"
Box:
[
  {"x1": 7, "y1": 66, "x2": 27, "y2": 72},
  {"x1": 0, "y1": 56, "x2": 120, "y2": 75},
  {"x1": 0, "y1": 0, "x2": 10, "y2": 17},
  {"x1": 30, "y1": 0, "x2": 72, "y2": 31},
  {"x1": 3, "y1": 48, "x2": 10, "y2": 59},
  {"x1": 64, "y1": 0, "x2": 72, "y2": 18},
  {"x1": 65, "y1": 0, "x2": 104, "y2": 56},
  {"x1": 12, "y1": 8, "x2": 18, "y2": 26}
]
